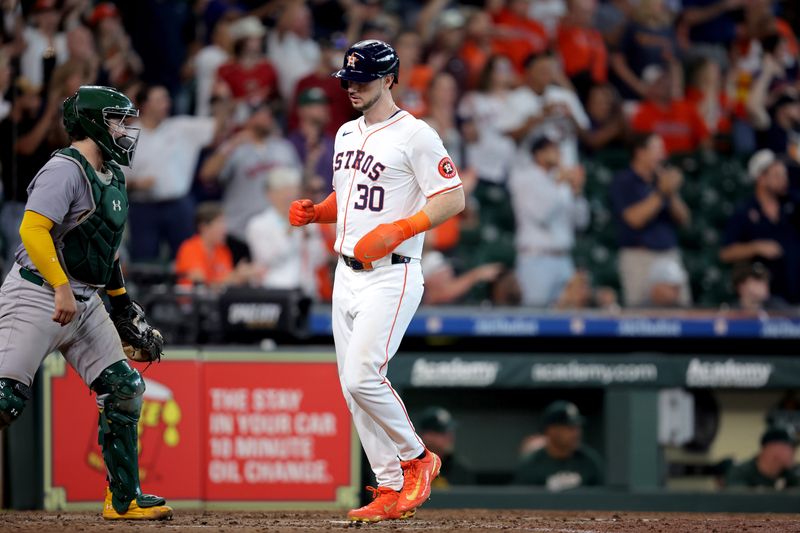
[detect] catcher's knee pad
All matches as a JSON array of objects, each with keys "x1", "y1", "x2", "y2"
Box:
[
  {"x1": 92, "y1": 360, "x2": 145, "y2": 424},
  {"x1": 91, "y1": 360, "x2": 145, "y2": 514},
  {"x1": 0, "y1": 378, "x2": 31, "y2": 430}
]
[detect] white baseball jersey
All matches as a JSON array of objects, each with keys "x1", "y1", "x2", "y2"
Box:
[
  {"x1": 328, "y1": 108, "x2": 462, "y2": 491},
  {"x1": 332, "y1": 110, "x2": 463, "y2": 259}
]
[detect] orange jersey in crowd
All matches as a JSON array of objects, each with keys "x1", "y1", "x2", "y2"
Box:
[
  {"x1": 175, "y1": 235, "x2": 234, "y2": 286},
  {"x1": 556, "y1": 24, "x2": 607, "y2": 83},
  {"x1": 492, "y1": 8, "x2": 549, "y2": 74},
  {"x1": 460, "y1": 39, "x2": 503, "y2": 89},
  {"x1": 632, "y1": 100, "x2": 710, "y2": 155},
  {"x1": 685, "y1": 87, "x2": 733, "y2": 134},
  {"x1": 394, "y1": 64, "x2": 435, "y2": 117}
]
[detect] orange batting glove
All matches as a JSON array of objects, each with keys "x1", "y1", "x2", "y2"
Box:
[
  {"x1": 354, "y1": 211, "x2": 431, "y2": 263},
  {"x1": 289, "y1": 199, "x2": 316, "y2": 226},
  {"x1": 288, "y1": 192, "x2": 337, "y2": 226}
]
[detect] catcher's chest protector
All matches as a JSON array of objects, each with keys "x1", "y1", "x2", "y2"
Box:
[{"x1": 55, "y1": 147, "x2": 128, "y2": 287}]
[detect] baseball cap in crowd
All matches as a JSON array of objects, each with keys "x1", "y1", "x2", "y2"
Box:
[
  {"x1": 32, "y1": 0, "x2": 59, "y2": 13},
  {"x1": 417, "y1": 406, "x2": 457, "y2": 433},
  {"x1": 760, "y1": 425, "x2": 797, "y2": 447},
  {"x1": 768, "y1": 91, "x2": 800, "y2": 117},
  {"x1": 229, "y1": 16, "x2": 266, "y2": 41},
  {"x1": 732, "y1": 262, "x2": 770, "y2": 288},
  {"x1": 438, "y1": 9, "x2": 466, "y2": 30},
  {"x1": 748, "y1": 149, "x2": 778, "y2": 181},
  {"x1": 89, "y1": 2, "x2": 119, "y2": 25},
  {"x1": 267, "y1": 167, "x2": 301, "y2": 190},
  {"x1": 298, "y1": 87, "x2": 329, "y2": 107},
  {"x1": 542, "y1": 401, "x2": 585, "y2": 429},
  {"x1": 530, "y1": 133, "x2": 557, "y2": 154}
]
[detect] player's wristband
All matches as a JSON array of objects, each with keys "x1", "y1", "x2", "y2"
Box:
[
  {"x1": 105, "y1": 259, "x2": 132, "y2": 313},
  {"x1": 313, "y1": 191, "x2": 337, "y2": 224},
  {"x1": 394, "y1": 211, "x2": 432, "y2": 240}
]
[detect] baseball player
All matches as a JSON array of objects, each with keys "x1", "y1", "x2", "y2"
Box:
[
  {"x1": 289, "y1": 40, "x2": 465, "y2": 522},
  {"x1": 0, "y1": 86, "x2": 172, "y2": 520}
]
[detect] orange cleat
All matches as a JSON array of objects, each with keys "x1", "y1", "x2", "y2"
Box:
[
  {"x1": 397, "y1": 449, "x2": 441, "y2": 513},
  {"x1": 347, "y1": 486, "x2": 416, "y2": 523}
]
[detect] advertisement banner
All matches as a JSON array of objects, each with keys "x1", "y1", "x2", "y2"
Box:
[
  {"x1": 388, "y1": 354, "x2": 800, "y2": 389},
  {"x1": 42, "y1": 351, "x2": 359, "y2": 510},
  {"x1": 202, "y1": 359, "x2": 354, "y2": 504}
]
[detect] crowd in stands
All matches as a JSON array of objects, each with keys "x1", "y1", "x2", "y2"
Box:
[{"x1": 1, "y1": 0, "x2": 799, "y2": 313}]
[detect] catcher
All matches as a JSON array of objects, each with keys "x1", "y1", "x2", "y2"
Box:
[{"x1": 0, "y1": 86, "x2": 171, "y2": 520}]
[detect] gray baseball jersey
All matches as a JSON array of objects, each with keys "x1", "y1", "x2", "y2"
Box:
[
  {"x1": 0, "y1": 153, "x2": 125, "y2": 393},
  {"x1": 219, "y1": 137, "x2": 300, "y2": 241},
  {"x1": 15, "y1": 156, "x2": 110, "y2": 299}
]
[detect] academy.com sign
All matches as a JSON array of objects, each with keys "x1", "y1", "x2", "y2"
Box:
[
  {"x1": 531, "y1": 361, "x2": 659, "y2": 385},
  {"x1": 410, "y1": 358, "x2": 500, "y2": 387},
  {"x1": 685, "y1": 358, "x2": 773, "y2": 388}
]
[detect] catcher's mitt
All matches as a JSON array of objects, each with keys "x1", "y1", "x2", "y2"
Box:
[{"x1": 111, "y1": 301, "x2": 164, "y2": 363}]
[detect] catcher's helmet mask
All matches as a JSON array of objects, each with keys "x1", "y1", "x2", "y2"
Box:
[
  {"x1": 104, "y1": 109, "x2": 140, "y2": 163},
  {"x1": 333, "y1": 39, "x2": 400, "y2": 89},
  {"x1": 63, "y1": 86, "x2": 140, "y2": 167}
]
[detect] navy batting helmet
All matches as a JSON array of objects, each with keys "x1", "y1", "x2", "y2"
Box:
[{"x1": 332, "y1": 39, "x2": 399, "y2": 88}]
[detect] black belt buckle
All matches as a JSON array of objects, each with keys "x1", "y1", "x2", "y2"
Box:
[
  {"x1": 342, "y1": 255, "x2": 369, "y2": 271},
  {"x1": 342, "y1": 254, "x2": 410, "y2": 271}
]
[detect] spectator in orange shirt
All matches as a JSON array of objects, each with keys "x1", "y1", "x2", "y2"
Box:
[
  {"x1": 685, "y1": 58, "x2": 734, "y2": 138},
  {"x1": 393, "y1": 31, "x2": 434, "y2": 117},
  {"x1": 631, "y1": 64, "x2": 711, "y2": 155},
  {"x1": 175, "y1": 202, "x2": 258, "y2": 289},
  {"x1": 557, "y1": 0, "x2": 607, "y2": 103},
  {"x1": 492, "y1": 0, "x2": 550, "y2": 75},
  {"x1": 459, "y1": 9, "x2": 499, "y2": 90}
]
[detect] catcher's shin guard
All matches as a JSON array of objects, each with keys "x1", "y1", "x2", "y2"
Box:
[
  {"x1": 0, "y1": 378, "x2": 32, "y2": 430},
  {"x1": 92, "y1": 360, "x2": 147, "y2": 514}
]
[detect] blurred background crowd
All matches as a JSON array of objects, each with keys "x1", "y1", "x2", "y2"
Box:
[{"x1": 1, "y1": 0, "x2": 800, "y2": 313}]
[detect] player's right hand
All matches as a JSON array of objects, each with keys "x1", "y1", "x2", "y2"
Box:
[
  {"x1": 289, "y1": 199, "x2": 317, "y2": 226},
  {"x1": 53, "y1": 284, "x2": 77, "y2": 326}
]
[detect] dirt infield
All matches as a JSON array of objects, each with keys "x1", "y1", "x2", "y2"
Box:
[{"x1": 1, "y1": 509, "x2": 799, "y2": 532}]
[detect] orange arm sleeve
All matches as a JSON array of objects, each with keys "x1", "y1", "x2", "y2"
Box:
[{"x1": 313, "y1": 191, "x2": 338, "y2": 224}]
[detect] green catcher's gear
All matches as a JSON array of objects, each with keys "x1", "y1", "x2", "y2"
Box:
[
  {"x1": 0, "y1": 378, "x2": 31, "y2": 430},
  {"x1": 55, "y1": 147, "x2": 128, "y2": 286},
  {"x1": 92, "y1": 361, "x2": 165, "y2": 514},
  {"x1": 62, "y1": 86, "x2": 140, "y2": 167}
]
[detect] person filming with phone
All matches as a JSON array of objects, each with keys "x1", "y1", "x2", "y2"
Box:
[{"x1": 610, "y1": 133, "x2": 692, "y2": 307}]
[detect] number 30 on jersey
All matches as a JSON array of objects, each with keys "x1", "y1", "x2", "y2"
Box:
[{"x1": 353, "y1": 184, "x2": 384, "y2": 212}]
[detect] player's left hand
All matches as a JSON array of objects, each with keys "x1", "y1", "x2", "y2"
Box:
[
  {"x1": 111, "y1": 301, "x2": 164, "y2": 363},
  {"x1": 353, "y1": 223, "x2": 405, "y2": 263}
]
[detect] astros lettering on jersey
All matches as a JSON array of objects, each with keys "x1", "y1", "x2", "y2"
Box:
[{"x1": 332, "y1": 110, "x2": 463, "y2": 259}]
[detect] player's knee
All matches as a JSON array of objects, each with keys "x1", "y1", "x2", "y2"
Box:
[
  {"x1": 342, "y1": 372, "x2": 376, "y2": 401},
  {"x1": 0, "y1": 378, "x2": 32, "y2": 430},
  {"x1": 91, "y1": 360, "x2": 145, "y2": 424}
]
